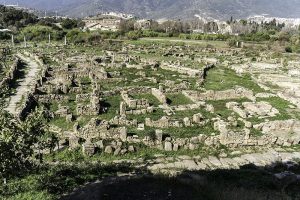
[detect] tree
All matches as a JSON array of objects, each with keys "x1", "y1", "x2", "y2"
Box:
[
  {"x1": 119, "y1": 19, "x2": 135, "y2": 33},
  {"x1": 0, "y1": 108, "x2": 49, "y2": 182},
  {"x1": 61, "y1": 18, "x2": 84, "y2": 29},
  {"x1": 126, "y1": 31, "x2": 142, "y2": 40},
  {"x1": 0, "y1": 5, "x2": 38, "y2": 30}
]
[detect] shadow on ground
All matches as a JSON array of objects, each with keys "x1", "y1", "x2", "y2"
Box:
[
  {"x1": 59, "y1": 162, "x2": 300, "y2": 200},
  {"x1": 1, "y1": 160, "x2": 300, "y2": 199}
]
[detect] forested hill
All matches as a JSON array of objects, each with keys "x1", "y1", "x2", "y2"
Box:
[{"x1": 0, "y1": 5, "x2": 38, "y2": 30}]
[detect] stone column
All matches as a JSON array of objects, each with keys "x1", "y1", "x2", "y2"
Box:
[
  {"x1": 11, "y1": 34, "x2": 14, "y2": 47},
  {"x1": 120, "y1": 101, "x2": 126, "y2": 115},
  {"x1": 24, "y1": 36, "x2": 27, "y2": 48},
  {"x1": 64, "y1": 35, "x2": 67, "y2": 46},
  {"x1": 48, "y1": 33, "x2": 51, "y2": 45}
]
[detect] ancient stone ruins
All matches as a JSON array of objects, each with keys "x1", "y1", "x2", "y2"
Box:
[{"x1": 2, "y1": 39, "x2": 300, "y2": 173}]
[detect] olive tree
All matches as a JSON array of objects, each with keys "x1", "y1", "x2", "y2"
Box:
[{"x1": 0, "y1": 108, "x2": 50, "y2": 183}]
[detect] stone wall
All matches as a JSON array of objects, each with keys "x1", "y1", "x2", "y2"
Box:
[
  {"x1": 254, "y1": 120, "x2": 300, "y2": 146},
  {"x1": 145, "y1": 116, "x2": 183, "y2": 128},
  {"x1": 0, "y1": 58, "x2": 20, "y2": 91},
  {"x1": 152, "y1": 88, "x2": 167, "y2": 104},
  {"x1": 35, "y1": 94, "x2": 70, "y2": 103},
  {"x1": 121, "y1": 91, "x2": 150, "y2": 109},
  {"x1": 226, "y1": 101, "x2": 279, "y2": 118},
  {"x1": 161, "y1": 61, "x2": 204, "y2": 77},
  {"x1": 183, "y1": 87, "x2": 255, "y2": 102}
]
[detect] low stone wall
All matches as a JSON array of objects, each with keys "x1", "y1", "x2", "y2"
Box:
[
  {"x1": 110, "y1": 116, "x2": 138, "y2": 127},
  {"x1": 35, "y1": 94, "x2": 70, "y2": 103},
  {"x1": 101, "y1": 86, "x2": 152, "y2": 97},
  {"x1": 183, "y1": 87, "x2": 255, "y2": 102},
  {"x1": 17, "y1": 93, "x2": 38, "y2": 120},
  {"x1": 121, "y1": 91, "x2": 149, "y2": 109},
  {"x1": 161, "y1": 61, "x2": 203, "y2": 77},
  {"x1": 0, "y1": 58, "x2": 21, "y2": 91},
  {"x1": 151, "y1": 88, "x2": 167, "y2": 104},
  {"x1": 145, "y1": 116, "x2": 183, "y2": 128},
  {"x1": 254, "y1": 120, "x2": 300, "y2": 146}
]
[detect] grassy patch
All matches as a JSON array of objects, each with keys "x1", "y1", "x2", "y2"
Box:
[
  {"x1": 256, "y1": 97, "x2": 294, "y2": 121},
  {"x1": 164, "y1": 124, "x2": 216, "y2": 138},
  {"x1": 99, "y1": 95, "x2": 122, "y2": 120},
  {"x1": 127, "y1": 109, "x2": 165, "y2": 123},
  {"x1": 167, "y1": 93, "x2": 193, "y2": 106},
  {"x1": 49, "y1": 117, "x2": 74, "y2": 131},
  {"x1": 207, "y1": 99, "x2": 248, "y2": 119},
  {"x1": 203, "y1": 67, "x2": 264, "y2": 93},
  {"x1": 132, "y1": 93, "x2": 161, "y2": 107}
]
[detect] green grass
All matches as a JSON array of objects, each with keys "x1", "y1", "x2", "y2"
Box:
[
  {"x1": 167, "y1": 93, "x2": 193, "y2": 106},
  {"x1": 2, "y1": 160, "x2": 299, "y2": 200},
  {"x1": 203, "y1": 67, "x2": 265, "y2": 93},
  {"x1": 172, "y1": 109, "x2": 213, "y2": 119},
  {"x1": 253, "y1": 97, "x2": 296, "y2": 122},
  {"x1": 207, "y1": 99, "x2": 248, "y2": 119},
  {"x1": 99, "y1": 95, "x2": 122, "y2": 120},
  {"x1": 49, "y1": 117, "x2": 74, "y2": 131},
  {"x1": 127, "y1": 109, "x2": 165, "y2": 123},
  {"x1": 0, "y1": 162, "x2": 133, "y2": 200},
  {"x1": 135, "y1": 37, "x2": 229, "y2": 48},
  {"x1": 164, "y1": 124, "x2": 216, "y2": 138},
  {"x1": 132, "y1": 93, "x2": 161, "y2": 107},
  {"x1": 77, "y1": 115, "x2": 97, "y2": 127},
  {"x1": 0, "y1": 173, "x2": 56, "y2": 200}
]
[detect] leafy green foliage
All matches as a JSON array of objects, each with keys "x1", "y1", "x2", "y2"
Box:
[
  {"x1": 61, "y1": 18, "x2": 84, "y2": 29},
  {"x1": 19, "y1": 25, "x2": 64, "y2": 41},
  {"x1": 0, "y1": 5, "x2": 38, "y2": 30},
  {"x1": 0, "y1": 109, "x2": 50, "y2": 179}
]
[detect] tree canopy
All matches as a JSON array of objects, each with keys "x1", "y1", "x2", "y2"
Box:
[{"x1": 0, "y1": 108, "x2": 50, "y2": 180}]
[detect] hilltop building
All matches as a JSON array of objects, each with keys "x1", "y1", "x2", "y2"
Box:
[
  {"x1": 83, "y1": 12, "x2": 134, "y2": 31},
  {"x1": 134, "y1": 19, "x2": 152, "y2": 30}
]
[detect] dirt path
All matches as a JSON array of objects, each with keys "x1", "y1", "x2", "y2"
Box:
[{"x1": 4, "y1": 54, "x2": 41, "y2": 115}]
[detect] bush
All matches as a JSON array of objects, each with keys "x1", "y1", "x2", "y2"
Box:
[
  {"x1": 66, "y1": 29, "x2": 87, "y2": 44},
  {"x1": 126, "y1": 31, "x2": 142, "y2": 40},
  {"x1": 19, "y1": 25, "x2": 64, "y2": 41},
  {"x1": 191, "y1": 34, "x2": 203, "y2": 40},
  {"x1": 0, "y1": 32, "x2": 11, "y2": 40},
  {"x1": 61, "y1": 18, "x2": 84, "y2": 29},
  {"x1": 228, "y1": 38, "x2": 238, "y2": 47},
  {"x1": 285, "y1": 46, "x2": 293, "y2": 53}
]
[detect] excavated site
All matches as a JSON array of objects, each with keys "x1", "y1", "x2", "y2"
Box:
[{"x1": 2, "y1": 39, "x2": 300, "y2": 186}]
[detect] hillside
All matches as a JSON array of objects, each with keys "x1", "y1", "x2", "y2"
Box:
[
  {"x1": 4, "y1": 0, "x2": 300, "y2": 20},
  {"x1": 0, "y1": 5, "x2": 38, "y2": 30}
]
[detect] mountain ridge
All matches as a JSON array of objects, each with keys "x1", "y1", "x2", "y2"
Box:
[{"x1": 3, "y1": 0, "x2": 300, "y2": 20}]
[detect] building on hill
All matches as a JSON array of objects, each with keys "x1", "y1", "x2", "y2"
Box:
[
  {"x1": 134, "y1": 19, "x2": 152, "y2": 30},
  {"x1": 83, "y1": 14, "x2": 122, "y2": 31}
]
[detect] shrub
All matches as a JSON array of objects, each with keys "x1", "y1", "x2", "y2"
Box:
[
  {"x1": 285, "y1": 46, "x2": 293, "y2": 53},
  {"x1": 228, "y1": 38, "x2": 238, "y2": 47},
  {"x1": 126, "y1": 31, "x2": 142, "y2": 40},
  {"x1": 19, "y1": 25, "x2": 64, "y2": 41}
]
